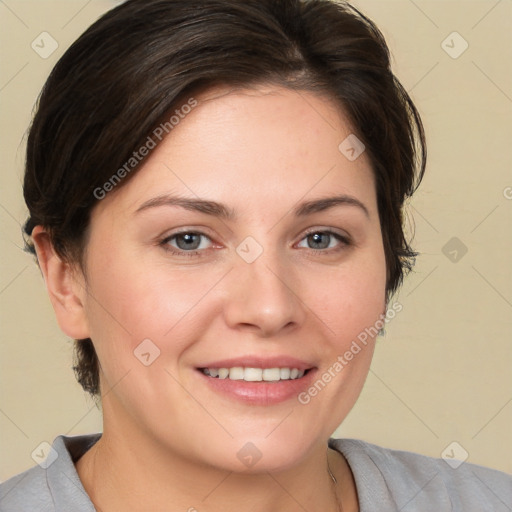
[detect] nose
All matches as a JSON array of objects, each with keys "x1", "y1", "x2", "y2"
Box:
[{"x1": 222, "y1": 250, "x2": 306, "y2": 338}]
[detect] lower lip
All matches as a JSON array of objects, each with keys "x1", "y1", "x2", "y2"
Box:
[{"x1": 196, "y1": 368, "x2": 317, "y2": 405}]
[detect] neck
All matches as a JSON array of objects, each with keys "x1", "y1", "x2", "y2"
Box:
[{"x1": 76, "y1": 425, "x2": 358, "y2": 512}]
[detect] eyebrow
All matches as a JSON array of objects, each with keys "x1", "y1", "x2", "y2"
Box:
[{"x1": 134, "y1": 193, "x2": 370, "y2": 219}]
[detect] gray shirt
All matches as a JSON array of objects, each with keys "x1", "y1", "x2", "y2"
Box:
[{"x1": 1, "y1": 433, "x2": 511, "y2": 511}]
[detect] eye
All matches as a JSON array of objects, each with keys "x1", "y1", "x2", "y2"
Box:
[
  {"x1": 160, "y1": 231, "x2": 213, "y2": 257},
  {"x1": 296, "y1": 230, "x2": 350, "y2": 253},
  {"x1": 159, "y1": 228, "x2": 351, "y2": 258}
]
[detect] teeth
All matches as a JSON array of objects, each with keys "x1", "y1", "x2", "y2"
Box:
[
  {"x1": 202, "y1": 367, "x2": 306, "y2": 382},
  {"x1": 229, "y1": 367, "x2": 244, "y2": 380},
  {"x1": 244, "y1": 368, "x2": 263, "y2": 381},
  {"x1": 262, "y1": 368, "x2": 280, "y2": 381}
]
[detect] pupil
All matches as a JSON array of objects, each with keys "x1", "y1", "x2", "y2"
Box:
[
  {"x1": 310, "y1": 232, "x2": 329, "y2": 249},
  {"x1": 177, "y1": 233, "x2": 200, "y2": 250}
]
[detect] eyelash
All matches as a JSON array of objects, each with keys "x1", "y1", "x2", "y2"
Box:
[{"x1": 158, "y1": 229, "x2": 351, "y2": 258}]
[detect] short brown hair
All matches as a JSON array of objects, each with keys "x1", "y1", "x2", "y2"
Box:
[{"x1": 23, "y1": 0, "x2": 426, "y2": 397}]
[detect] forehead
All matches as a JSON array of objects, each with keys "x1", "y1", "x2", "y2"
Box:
[{"x1": 93, "y1": 85, "x2": 376, "y2": 220}]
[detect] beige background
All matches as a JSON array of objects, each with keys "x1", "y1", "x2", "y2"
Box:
[{"x1": 1, "y1": 0, "x2": 511, "y2": 480}]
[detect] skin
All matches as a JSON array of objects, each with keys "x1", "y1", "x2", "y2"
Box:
[{"x1": 33, "y1": 85, "x2": 387, "y2": 511}]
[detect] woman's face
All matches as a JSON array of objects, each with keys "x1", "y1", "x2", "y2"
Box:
[{"x1": 76, "y1": 85, "x2": 387, "y2": 471}]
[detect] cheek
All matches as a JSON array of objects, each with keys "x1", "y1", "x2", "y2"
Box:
[
  {"x1": 307, "y1": 244, "x2": 387, "y2": 393},
  {"x1": 83, "y1": 225, "x2": 386, "y2": 392},
  {"x1": 82, "y1": 246, "x2": 230, "y2": 360},
  {"x1": 313, "y1": 251, "x2": 386, "y2": 343},
  {"x1": 84, "y1": 231, "x2": 386, "y2": 350}
]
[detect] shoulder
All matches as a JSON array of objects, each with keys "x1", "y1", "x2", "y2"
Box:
[
  {"x1": 0, "y1": 464, "x2": 53, "y2": 512},
  {"x1": 0, "y1": 433, "x2": 100, "y2": 512},
  {"x1": 329, "y1": 438, "x2": 512, "y2": 512}
]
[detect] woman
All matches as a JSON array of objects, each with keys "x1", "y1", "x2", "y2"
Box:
[{"x1": 1, "y1": 0, "x2": 510, "y2": 510}]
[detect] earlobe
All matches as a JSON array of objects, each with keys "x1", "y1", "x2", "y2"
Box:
[{"x1": 31, "y1": 226, "x2": 90, "y2": 340}]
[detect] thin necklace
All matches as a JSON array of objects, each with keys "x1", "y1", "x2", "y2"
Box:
[{"x1": 327, "y1": 451, "x2": 344, "y2": 512}]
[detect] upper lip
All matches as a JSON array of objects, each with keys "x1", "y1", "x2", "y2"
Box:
[{"x1": 197, "y1": 356, "x2": 315, "y2": 372}]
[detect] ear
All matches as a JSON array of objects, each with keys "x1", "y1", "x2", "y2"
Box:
[{"x1": 31, "y1": 226, "x2": 90, "y2": 340}]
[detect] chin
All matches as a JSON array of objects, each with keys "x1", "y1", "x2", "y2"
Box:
[{"x1": 191, "y1": 432, "x2": 321, "y2": 475}]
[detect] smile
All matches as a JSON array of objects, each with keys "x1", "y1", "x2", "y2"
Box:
[{"x1": 200, "y1": 367, "x2": 310, "y2": 381}]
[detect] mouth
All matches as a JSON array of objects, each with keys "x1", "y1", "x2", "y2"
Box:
[
  {"x1": 199, "y1": 367, "x2": 312, "y2": 382},
  {"x1": 195, "y1": 358, "x2": 317, "y2": 405}
]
